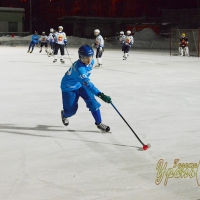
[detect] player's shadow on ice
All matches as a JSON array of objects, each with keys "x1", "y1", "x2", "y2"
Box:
[{"x1": 0, "y1": 124, "x2": 143, "y2": 150}]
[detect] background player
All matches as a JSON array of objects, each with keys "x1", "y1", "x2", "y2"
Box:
[
  {"x1": 122, "y1": 30, "x2": 134, "y2": 60},
  {"x1": 53, "y1": 26, "x2": 67, "y2": 64},
  {"x1": 39, "y1": 32, "x2": 48, "y2": 53},
  {"x1": 179, "y1": 33, "x2": 189, "y2": 56},
  {"x1": 93, "y1": 29, "x2": 104, "y2": 68},
  {"x1": 27, "y1": 31, "x2": 39, "y2": 53}
]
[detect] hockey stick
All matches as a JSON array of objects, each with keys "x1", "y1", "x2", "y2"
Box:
[
  {"x1": 65, "y1": 46, "x2": 73, "y2": 64},
  {"x1": 111, "y1": 102, "x2": 151, "y2": 150}
]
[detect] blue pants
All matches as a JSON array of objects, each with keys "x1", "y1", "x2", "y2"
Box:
[
  {"x1": 28, "y1": 41, "x2": 36, "y2": 51},
  {"x1": 62, "y1": 87, "x2": 101, "y2": 118}
]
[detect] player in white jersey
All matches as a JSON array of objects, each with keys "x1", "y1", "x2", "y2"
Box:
[
  {"x1": 53, "y1": 26, "x2": 67, "y2": 64},
  {"x1": 39, "y1": 32, "x2": 48, "y2": 53},
  {"x1": 118, "y1": 31, "x2": 126, "y2": 52},
  {"x1": 93, "y1": 29, "x2": 104, "y2": 68},
  {"x1": 47, "y1": 28, "x2": 55, "y2": 56},
  {"x1": 122, "y1": 30, "x2": 134, "y2": 60}
]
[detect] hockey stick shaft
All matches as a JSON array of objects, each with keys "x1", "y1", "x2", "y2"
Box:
[
  {"x1": 65, "y1": 46, "x2": 73, "y2": 64},
  {"x1": 111, "y1": 102, "x2": 145, "y2": 146}
]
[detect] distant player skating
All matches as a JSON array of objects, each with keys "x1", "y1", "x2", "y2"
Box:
[
  {"x1": 39, "y1": 32, "x2": 48, "y2": 53},
  {"x1": 60, "y1": 45, "x2": 111, "y2": 132},
  {"x1": 27, "y1": 31, "x2": 39, "y2": 53},
  {"x1": 118, "y1": 31, "x2": 126, "y2": 52},
  {"x1": 53, "y1": 26, "x2": 67, "y2": 64},
  {"x1": 92, "y1": 29, "x2": 104, "y2": 68},
  {"x1": 47, "y1": 28, "x2": 55, "y2": 56},
  {"x1": 122, "y1": 30, "x2": 134, "y2": 60},
  {"x1": 179, "y1": 33, "x2": 189, "y2": 56}
]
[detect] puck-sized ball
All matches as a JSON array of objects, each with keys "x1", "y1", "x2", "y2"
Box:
[{"x1": 143, "y1": 145, "x2": 148, "y2": 150}]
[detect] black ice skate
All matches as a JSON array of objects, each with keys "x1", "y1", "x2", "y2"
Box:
[
  {"x1": 60, "y1": 59, "x2": 65, "y2": 64},
  {"x1": 39, "y1": 50, "x2": 42, "y2": 53},
  {"x1": 94, "y1": 64, "x2": 102, "y2": 68},
  {"x1": 30, "y1": 50, "x2": 33, "y2": 53},
  {"x1": 53, "y1": 59, "x2": 57, "y2": 63},
  {"x1": 27, "y1": 50, "x2": 30, "y2": 53},
  {"x1": 61, "y1": 110, "x2": 69, "y2": 126},
  {"x1": 48, "y1": 52, "x2": 52, "y2": 57},
  {"x1": 96, "y1": 122, "x2": 110, "y2": 132},
  {"x1": 123, "y1": 57, "x2": 127, "y2": 60}
]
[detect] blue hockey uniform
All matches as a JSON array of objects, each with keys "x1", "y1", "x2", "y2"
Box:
[
  {"x1": 61, "y1": 59, "x2": 101, "y2": 116},
  {"x1": 27, "y1": 32, "x2": 39, "y2": 53},
  {"x1": 60, "y1": 45, "x2": 111, "y2": 132}
]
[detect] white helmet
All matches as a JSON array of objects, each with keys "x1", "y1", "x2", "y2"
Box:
[
  {"x1": 120, "y1": 31, "x2": 124, "y2": 35},
  {"x1": 94, "y1": 29, "x2": 100, "y2": 36},
  {"x1": 42, "y1": 31, "x2": 45, "y2": 35},
  {"x1": 50, "y1": 28, "x2": 54, "y2": 33},
  {"x1": 127, "y1": 30, "x2": 131, "y2": 35},
  {"x1": 58, "y1": 26, "x2": 63, "y2": 30}
]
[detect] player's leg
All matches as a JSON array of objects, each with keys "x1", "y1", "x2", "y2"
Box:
[
  {"x1": 28, "y1": 41, "x2": 33, "y2": 52},
  {"x1": 45, "y1": 43, "x2": 48, "y2": 53},
  {"x1": 61, "y1": 90, "x2": 79, "y2": 126},
  {"x1": 80, "y1": 87, "x2": 110, "y2": 132},
  {"x1": 39, "y1": 43, "x2": 43, "y2": 53},
  {"x1": 95, "y1": 48, "x2": 103, "y2": 68},
  {"x1": 185, "y1": 47, "x2": 189, "y2": 56},
  {"x1": 123, "y1": 46, "x2": 130, "y2": 60},
  {"x1": 60, "y1": 44, "x2": 65, "y2": 63},
  {"x1": 53, "y1": 43, "x2": 59, "y2": 62},
  {"x1": 30, "y1": 42, "x2": 35, "y2": 53}
]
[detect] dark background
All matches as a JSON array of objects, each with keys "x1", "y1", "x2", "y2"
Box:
[{"x1": 0, "y1": 0, "x2": 199, "y2": 35}]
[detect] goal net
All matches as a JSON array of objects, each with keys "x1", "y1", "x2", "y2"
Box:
[{"x1": 170, "y1": 29, "x2": 200, "y2": 57}]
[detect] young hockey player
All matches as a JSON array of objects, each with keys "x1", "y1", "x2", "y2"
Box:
[
  {"x1": 47, "y1": 28, "x2": 55, "y2": 56},
  {"x1": 179, "y1": 33, "x2": 189, "y2": 56},
  {"x1": 39, "y1": 32, "x2": 48, "y2": 53},
  {"x1": 119, "y1": 31, "x2": 126, "y2": 52},
  {"x1": 93, "y1": 29, "x2": 104, "y2": 68},
  {"x1": 27, "y1": 31, "x2": 39, "y2": 53},
  {"x1": 60, "y1": 45, "x2": 111, "y2": 132},
  {"x1": 53, "y1": 26, "x2": 67, "y2": 64},
  {"x1": 122, "y1": 30, "x2": 134, "y2": 60}
]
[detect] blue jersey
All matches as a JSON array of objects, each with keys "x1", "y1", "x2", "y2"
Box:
[
  {"x1": 31, "y1": 34, "x2": 39, "y2": 44},
  {"x1": 61, "y1": 59, "x2": 100, "y2": 96}
]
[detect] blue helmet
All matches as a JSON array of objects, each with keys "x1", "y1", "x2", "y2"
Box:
[{"x1": 78, "y1": 45, "x2": 94, "y2": 58}]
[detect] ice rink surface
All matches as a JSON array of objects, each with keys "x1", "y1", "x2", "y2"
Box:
[{"x1": 0, "y1": 46, "x2": 200, "y2": 200}]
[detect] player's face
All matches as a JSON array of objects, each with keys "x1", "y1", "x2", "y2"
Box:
[{"x1": 81, "y1": 56, "x2": 93, "y2": 65}]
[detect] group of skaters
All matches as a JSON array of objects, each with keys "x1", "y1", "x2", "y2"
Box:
[
  {"x1": 118, "y1": 30, "x2": 134, "y2": 60},
  {"x1": 27, "y1": 26, "x2": 135, "y2": 66},
  {"x1": 27, "y1": 26, "x2": 67, "y2": 63},
  {"x1": 27, "y1": 26, "x2": 104, "y2": 65}
]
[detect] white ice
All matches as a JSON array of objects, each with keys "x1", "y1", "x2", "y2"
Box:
[{"x1": 0, "y1": 46, "x2": 200, "y2": 200}]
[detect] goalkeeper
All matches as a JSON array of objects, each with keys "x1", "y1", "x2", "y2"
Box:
[
  {"x1": 60, "y1": 45, "x2": 111, "y2": 132},
  {"x1": 179, "y1": 33, "x2": 189, "y2": 56}
]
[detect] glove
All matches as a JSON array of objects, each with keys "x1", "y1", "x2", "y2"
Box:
[
  {"x1": 64, "y1": 40, "x2": 67, "y2": 45},
  {"x1": 98, "y1": 92, "x2": 112, "y2": 103}
]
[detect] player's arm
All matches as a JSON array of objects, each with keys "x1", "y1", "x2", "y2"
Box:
[
  {"x1": 77, "y1": 67, "x2": 100, "y2": 95},
  {"x1": 63, "y1": 33, "x2": 67, "y2": 45},
  {"x1": 77, "y1": 68, "x2": 111, "y2": 103}
]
